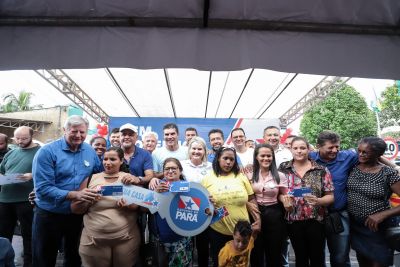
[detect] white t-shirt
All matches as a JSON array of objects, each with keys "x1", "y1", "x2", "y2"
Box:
[
  {"x1": 275, "y1": 145, "x2": 293, "y2": 168},
  {"x1": 180, "y1": 159, "x2": 212, "y2": 183},
  {"x1": 236, "y1": 148, "x2": 254, "y2": 167},
  {"x1": 152, "y1": 145, "x2": 188, "y2": 172}
]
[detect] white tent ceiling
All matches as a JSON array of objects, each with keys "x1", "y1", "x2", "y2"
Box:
[{"x1": 0, "y1": 1, "x2": 399, "y2": 124}]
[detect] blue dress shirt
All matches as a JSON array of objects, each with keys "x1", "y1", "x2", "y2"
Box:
[
  {"x1": 32, "y1": 137, "x2": 102, "y2": 214},
  {"x1": 124, "y1": 145, "x2": 153, "y2": 177},
  {"x1": 309, "y1": 149, "x2": 358, "y2": 211}
]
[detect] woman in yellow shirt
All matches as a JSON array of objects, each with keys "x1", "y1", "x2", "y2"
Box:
[{"x1": 201, "y1": 147, "x2": 260, "y2": 267}]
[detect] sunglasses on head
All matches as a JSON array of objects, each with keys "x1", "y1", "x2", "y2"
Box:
[{"x1": 220, "y1": 146, "x2": 236, "y2": 152}]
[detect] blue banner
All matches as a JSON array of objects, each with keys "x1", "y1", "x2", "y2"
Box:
[{"x1": 109, "y1": 117, "x2": 280, "y2": 148}]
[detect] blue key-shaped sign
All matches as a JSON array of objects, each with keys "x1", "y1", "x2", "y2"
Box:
[
  {"x1": 165, "y1": 182, "x2": 214, "y2": 236},
  {"x1": 121, "y1": 182, "x2": 213, "y2": 236}
]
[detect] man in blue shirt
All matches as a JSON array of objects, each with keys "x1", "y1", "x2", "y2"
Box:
[
  {"x1": 32, "y1": 115, "x2": 102, "y2": 267},
  {"x1": 207, "y1": 129, "x2": 224, "y2": 163},
  {"x1": 119, "y1": 123, "x2": 153, "y2": 185},
  {"x1": 309, "y1": 130, "x2": 358, "y2": 267}
]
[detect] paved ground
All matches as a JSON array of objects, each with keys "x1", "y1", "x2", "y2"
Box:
[{"x1": 12, "y1": 235, "x2": 362, "y2": 267}]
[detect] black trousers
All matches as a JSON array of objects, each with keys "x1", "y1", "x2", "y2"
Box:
[
  {"x1": 196, "y1": 228, "x2": 210, "y2": 267},
  {"x1": 32, "y1": 206, "x2": 83, "y2": 267},
  {"x1": 251, "y1": 203, "x2": 287, "y2": 267},
  {"x1": 208, "y1": 227, "x2": 232, "y2": 267},
  {"x1": 0, "y1": 201, "x2": 33, "y2": 267},
  {"x1": 287, "y1": 220, "x2": 326, "y2": 267}
]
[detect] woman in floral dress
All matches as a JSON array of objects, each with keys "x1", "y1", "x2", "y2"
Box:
[{"x1": 279, "y1": 137, "x2": 334, "y2": 267}]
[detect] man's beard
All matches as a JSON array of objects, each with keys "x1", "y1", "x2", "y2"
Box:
[{"x1": 19, "y1": 139, "x2": 32, "y2": 148}]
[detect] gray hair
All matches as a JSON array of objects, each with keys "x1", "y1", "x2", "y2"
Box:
[
  {"x1": 142, "y1": 131, "x2": 159, "y2": 141},
  {"x1": 64, "y1": 115, "x2": 89, "y2": 129},
  {"x1": 188, "y1": 136, "x2": 208, "y2": 163}
]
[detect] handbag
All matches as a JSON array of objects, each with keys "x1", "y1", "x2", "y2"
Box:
[
  {"x1": 383, "y1": 216, "x2": 400, "y2": 251},
  {"x1": 325, "y1": 211, "x2": 344, "y2": 234}
]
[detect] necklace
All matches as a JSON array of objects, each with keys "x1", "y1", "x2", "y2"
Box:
[{"x1": 104, "y1": 175, "x2": 119, "y2": 179}]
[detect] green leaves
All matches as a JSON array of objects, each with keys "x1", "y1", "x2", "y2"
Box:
[
  {"x1": 0, "y1": 90, "x2": 40, "y2": 113},
  {"x1": 379, "y1": 84, "x2": 400, "y2": 128},
  {"x1": 300, "y1": 85, "x2": 377, "y2": 149}
]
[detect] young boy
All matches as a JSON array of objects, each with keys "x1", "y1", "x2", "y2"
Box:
[{"x1": 218, "y1": 220, "x2": 255, "y2": 267}]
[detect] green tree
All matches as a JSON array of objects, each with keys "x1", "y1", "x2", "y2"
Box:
[
  {"x1": 378, "y1": 83, "x2": 400, "y2": 128},
  {"x1": 0, "y1": 91, "x2": 42, "y2": 112},
  {"x1": 300, "y1": 85, "x2": 377, "y2": 149}
]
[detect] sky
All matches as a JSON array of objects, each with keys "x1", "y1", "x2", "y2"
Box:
[{"x1": 0, "y1": 69, "x2": 394, "y2": 134}]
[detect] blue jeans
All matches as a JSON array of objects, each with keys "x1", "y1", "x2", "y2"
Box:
[
  {"x1": 0, "y1": 237, "x2": 15, "y2": 267},
  {"x1": 326, "y1": 210, "x2": 351, "y2": 267}
]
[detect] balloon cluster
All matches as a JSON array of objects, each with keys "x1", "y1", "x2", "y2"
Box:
[
  {"x1": 280, "y1": 128, "x2": 293, "y2": 144},
  {"x1": 96, "y1": 124, "x2": 108, "y2": 137}
]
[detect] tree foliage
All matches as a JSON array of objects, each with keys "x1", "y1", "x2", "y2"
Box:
[
  {"x1": 300, "y1": 85, "x2": 377, "y2": 149},
  {"x1": 0, "y1": 91, "x2": 42, "y2": 113},
  {"x1": 378, "y1": 83, "x2": 400, "y2": 128}
]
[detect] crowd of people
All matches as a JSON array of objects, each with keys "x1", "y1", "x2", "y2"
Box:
[{"x1": 1, "y1": 115, "x2": 400, "y2": 267}]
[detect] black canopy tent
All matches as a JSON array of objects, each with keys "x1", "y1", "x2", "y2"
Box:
[{"x1": 1, "y1": 0, "x2": 400, "y2": 79}]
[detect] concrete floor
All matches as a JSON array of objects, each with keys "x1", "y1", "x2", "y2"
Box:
[{"x1": 11, "y1": 235, "x2": 363, "y2": 267}]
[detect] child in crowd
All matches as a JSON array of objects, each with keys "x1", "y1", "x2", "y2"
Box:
[{"x1": 218, "y1": 220, "x2": 255, "y2": 267}]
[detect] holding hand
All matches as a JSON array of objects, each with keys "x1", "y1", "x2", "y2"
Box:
[
  {"x1": 148, "y1": 178, "x2": 161, "y2": 190},
  {"x1": 303, "y1": 194, "x2": 319, "y2": 206},
  {"x1": 117, "y1": 198, "x2": 128, "y2": 208},
  {"x1": 281, "y1": 194, "x2": 293, "y2": 212},
  {"x1": 72, "y1": 188, "x2": 101, "y2": 203},
  {"x1": 155, "y1": 181, "x2": 169, "y2": 193},
  {"x1": 121, "y1": 174, "x2": 140, "y2": 185},
  {"x1": 17, "y1": 173, "x2": 33, "y2": 181},
  {"x1": 28, "y1": 190, "x2": 36, "y2": 206}
]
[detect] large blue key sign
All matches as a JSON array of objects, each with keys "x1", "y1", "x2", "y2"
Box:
[
  {"x1": 165, "y1": 183, "x2": 214, "y2": 236},
  {"x1": 122, "y1": 182, "x2": 213, "y2": 236}
]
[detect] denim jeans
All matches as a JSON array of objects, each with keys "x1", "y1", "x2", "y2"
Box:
[
  {"x1": 0, "y1": 237, "x2": 15, "y2": 267},
  {"x1": 326, "y1": 210, "x2": 351, "y2": 267},
  {"x1": 32, "y1": 206, "x2": 83, "y2": 267}
]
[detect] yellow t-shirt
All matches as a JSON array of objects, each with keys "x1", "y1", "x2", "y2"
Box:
[
  {"x1": 201, "y1": 172, "x2": 254, "y2": 235},
  {"x1": 218, "y1": 236, "x2": 254, "y2": 267}
]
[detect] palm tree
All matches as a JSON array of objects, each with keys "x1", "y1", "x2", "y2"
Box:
[{"x1": 0, "y1": 91, "x2": 42, "y2": 112}]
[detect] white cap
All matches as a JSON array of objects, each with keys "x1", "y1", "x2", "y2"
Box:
[{"x1": 119, "y1": 123, "x2": 138, "y2": 133}]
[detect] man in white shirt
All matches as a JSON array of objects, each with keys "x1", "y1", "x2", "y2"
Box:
[
  {"x1": 152, "y1": 123, "x2": 188, "y2": 178},
  {"x1": 231, "y1": 128, "x2": 254, "y2": 167},
  {"x1": 263, "y1": 126, "x2": 293, "y2": 168}
]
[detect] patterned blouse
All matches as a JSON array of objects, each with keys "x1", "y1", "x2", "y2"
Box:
[
  {"x1": 279, "y1": 160, "x2": 334, "y2": 222},
  {"x1": 347, "y1": 166, "x2": 400, "y2": 222}
]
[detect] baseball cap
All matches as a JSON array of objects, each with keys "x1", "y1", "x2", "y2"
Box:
[{"x1": 119, "y1": 123, "x2": 138, "y2": 133}]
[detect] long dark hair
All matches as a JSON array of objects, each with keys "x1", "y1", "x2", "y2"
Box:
[
  {"x1": 212, "y1": 147, "x2": 240, "y2": 177},
  {"x1": 163, "y1": 157, "x2": 185, "y2": 180},
  {"x1": 252, "y1": 144, "x2": 280, "y2": 184},
  {"x1": 105, "y1": 147, "x2": 129, "y2": 172}
]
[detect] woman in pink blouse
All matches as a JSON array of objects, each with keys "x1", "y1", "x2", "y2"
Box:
[
  {"x1": 278, "y1": 137, "x2": 334, "y2": 267},
  {"x1": 246, "y1": 143, "x2": 289, "y2": 267}
]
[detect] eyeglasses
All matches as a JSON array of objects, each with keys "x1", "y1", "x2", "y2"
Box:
[{"x1": 164, "y1": 167, "x2": 178, "y2": 172}]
